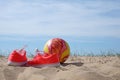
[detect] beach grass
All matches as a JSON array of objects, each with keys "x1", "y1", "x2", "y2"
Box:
[
  {"x1": 0, "y1": 49, "x2": 120, "y2": 58},
  {"x1": 71, "y1": 50, "x2": 120, "y2": 57}
]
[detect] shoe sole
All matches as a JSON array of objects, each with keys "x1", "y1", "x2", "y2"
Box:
[
  {"x1": 31, "y1": 63, "x2": 60, "y2": 68},
  {"x1": 7, "y1": 60, "x2": 27, "y2": 66}
]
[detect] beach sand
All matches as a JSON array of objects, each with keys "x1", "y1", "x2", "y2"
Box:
[{"x1": 0, "y1": 56, "x2": 120, "y2": 80}]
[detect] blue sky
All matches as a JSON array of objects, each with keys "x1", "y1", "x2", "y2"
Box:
[{"x1": 0, "y1": 0, "x2": 120, "y2": 55}]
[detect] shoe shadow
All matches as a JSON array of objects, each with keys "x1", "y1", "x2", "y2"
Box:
[{"x1": 61, "y1": 62, "x2": 84, "y2": 67}]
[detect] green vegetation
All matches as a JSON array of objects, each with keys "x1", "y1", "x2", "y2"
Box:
[
  {"x1": 0, "y1": 49, "x2": 120, "y2": 57},
  {"x1": 0, "y1": 49, "x2": 10, "y2": 57},
  {"x1": 71, "y1": 50, "x2": 120, "y2": 57}
]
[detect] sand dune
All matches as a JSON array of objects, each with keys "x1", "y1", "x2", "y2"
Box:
[{"x1": 0, "y1": 56, "x2": 120, "y2": 80}]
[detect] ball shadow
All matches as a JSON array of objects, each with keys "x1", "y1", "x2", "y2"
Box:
[{"x1": 61, "y1": 62, "x2": 84, "y2": 67}]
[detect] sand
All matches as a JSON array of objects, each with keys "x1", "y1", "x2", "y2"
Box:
[{"x1": 0, "y1": 56, "x2": 120, "y2": 80}]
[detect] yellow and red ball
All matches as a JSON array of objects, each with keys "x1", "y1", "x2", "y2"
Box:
[{"x1": 43, "y1": 38, "x2": 70, "y2": 63}]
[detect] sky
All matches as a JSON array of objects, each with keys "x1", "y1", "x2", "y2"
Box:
[{"x1": 0, "y1": 0, "x2": 120, "y2": 55}]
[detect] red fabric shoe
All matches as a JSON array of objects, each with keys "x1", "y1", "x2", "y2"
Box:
[
  {"x1": 27, "y1": 52, "x2": 60, "y2": 68},
  {"x1": 7, "y1": 49, "x2": 27, "y2": 66}
]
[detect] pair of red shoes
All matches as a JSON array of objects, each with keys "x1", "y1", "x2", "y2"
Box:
[{"x1": 7, "y1": 49, "x2": 60, "y2": 67}]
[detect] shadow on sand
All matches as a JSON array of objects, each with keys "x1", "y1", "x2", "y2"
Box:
[{"x1": 61, "y1": 62, "x2": 84, "y2": 67}]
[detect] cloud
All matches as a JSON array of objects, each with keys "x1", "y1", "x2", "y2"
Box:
[{"x1": 0, "y1": 0, "x2": 120, "y2": 37}]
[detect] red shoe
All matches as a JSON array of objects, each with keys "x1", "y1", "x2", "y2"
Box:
[
  {"x1": 7, "y1": 49, "x2": 27, "y2": 66},
  {"x1": 27, "y1": 51, "x2": 60, "y2": 67}
]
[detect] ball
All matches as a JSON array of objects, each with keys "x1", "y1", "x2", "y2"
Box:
[{"x1": 43, "y1": 38, "x2": 70, "y2": 63}]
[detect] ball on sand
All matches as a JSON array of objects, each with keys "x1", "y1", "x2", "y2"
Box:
[{"x1": 43, "y1": 38, "x2": 70, "y2": 63}]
